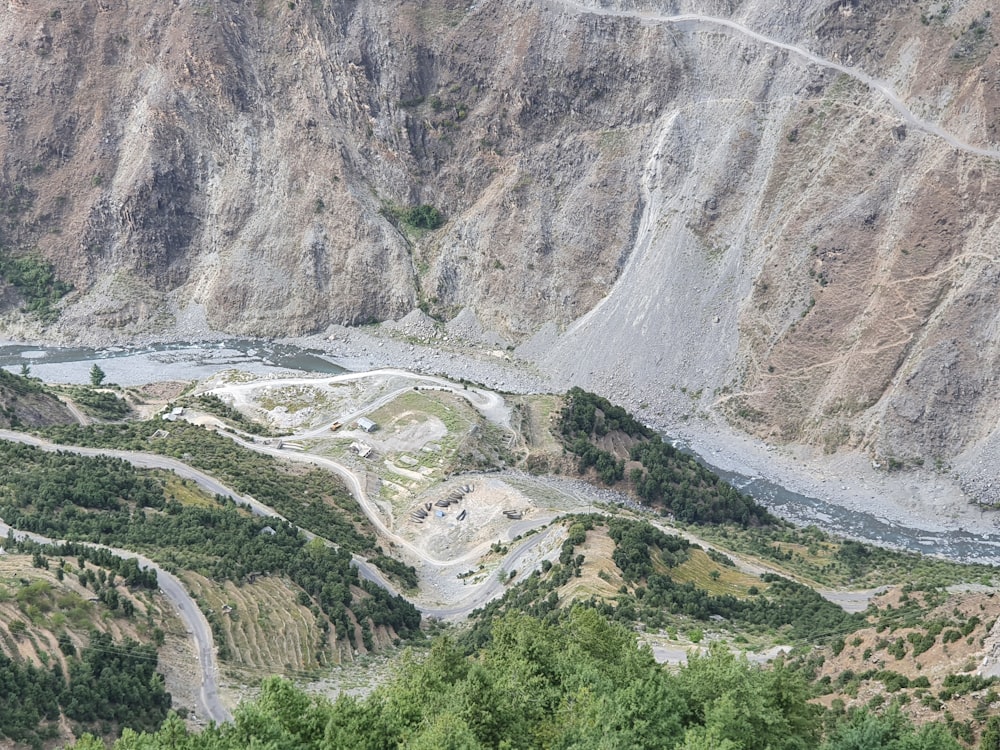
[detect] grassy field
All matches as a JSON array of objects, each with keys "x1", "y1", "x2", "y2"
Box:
[
  {"x1": 154, "y1": 470, "x2": 234, "y2": 509},
  {"x1": 514, "y1": 394, "x2": 564, "y2": 455},
  {"x1": 217, "y1": 370, "x2": 258, "y2": 384},
  {"x1": 369, "y1": 389, "x2": 476, "y2": 458},
  {"x1": 669, "y1": 548, "x2": 769, "y2": 597},
  {"x1": 256, "y1": 384, "x2": 336, "y2": 416},
  {"x1": 363, "y1": 389, "x2": 483, "y2": 514}
]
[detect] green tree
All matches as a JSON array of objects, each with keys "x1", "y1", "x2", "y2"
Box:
[
  {"x1": 982, "y1": 716, "x2": 1000, "y2": 750},
  {"x1": 409, "y1": 711, "x2": 482, "y2": 750},
  {"x1": 820, "y1": 708, "x2": 961, "y2": 750},
  {"x1": 89, "y1": 364, "x2": 106, "y2": 386},
  {"x1": 57, "y1": 611, "x2": 969, "y2": 750},
  {"x1": 404, "y1": 204, "x2": 445, "y2": 230},
  {"x1": 64, "y1": 736, "x2": 106, "y2": 750},
  {"x1": 677, "y1": 645, "x2": 819, "y2": 750},
  {"x1": 679, "y1": 725, "x2": 742, "y2": 750}
]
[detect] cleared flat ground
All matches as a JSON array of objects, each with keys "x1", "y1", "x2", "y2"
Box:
[{"x1": 394, "y1": 476, "x2": 544, "y2": 563}]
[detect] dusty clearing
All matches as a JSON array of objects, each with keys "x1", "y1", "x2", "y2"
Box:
[
  {"x1": 395, "y1": 477, "x2": 543, "y2": 564},
  {"x1": 127, "y1": 381, "x2": 192, "y2": 419},
  {"x1": 200, "y1": 371, "x2": 419, "y2": 433}
]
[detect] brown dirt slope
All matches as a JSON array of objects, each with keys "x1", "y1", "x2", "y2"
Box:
[{"x1": 0, "y1": 369, "x2": 76, "y2": 428}]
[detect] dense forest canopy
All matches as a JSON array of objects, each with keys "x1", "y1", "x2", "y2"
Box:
[{"x1": 61, "y1": 609, "x2": 967, "y2": 750}]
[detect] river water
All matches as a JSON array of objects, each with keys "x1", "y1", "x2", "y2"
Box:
[
  {"x1": 695, "y1": 456, "x2": 1000, "y2": 564},
  {"x1": 2, "y1": 339, "x2": 997, "y2": 565},
  {"x1": 0, "y1": 339, "x2": 344, "y2": 384}
]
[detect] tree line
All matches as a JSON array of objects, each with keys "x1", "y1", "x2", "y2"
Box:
[
  {"x1": 0, "y1": 631, "x2": 169, "y2": 749},
  {"x1": 38, "y1": 421, "x2": 376, "y2": 552},
  {"x1": 32, "y1": 420, "x2": 417, "y2": 584},
  {"x1": 559, "y1": 388, "x2": 776, "y2": 526},
  {"x1": 63, "y1": 607, "x2": 971, "y2": 750},
  {"x1": 0, "y1": 441, "x2": 421, "y2": 654}
]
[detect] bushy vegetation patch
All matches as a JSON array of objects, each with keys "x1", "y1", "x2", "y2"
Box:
[
  {"x1": 0, "y1": 441, "x2": 421, "y2": 656},
  {"x1": 559, "y1": 388, "x2": 775, "y2": 526},
  {"x1": 37, "y1": 421, "x2": 375, "y2": 551},
  {"x1": 467, "y1": 518, "x2": 861, "y2": 646},
  {"x1": 0, "y1": 250, "x2": 71, "y2": 323},
  {"x1": 0, "y1": 632, "x2": 168, "y2": 748},
  {"x1": 60, "y1": 387, "x2": 131, "y2": 420},
  {"x1": 190, "y1": 393, "x2": 269, "y2": 435},
  {"x1": 64, "y1": 609, "x2": 963, "y2": 750},
  {"x1": 701, "y1": 525, "x2": 997, "y2": 589}
]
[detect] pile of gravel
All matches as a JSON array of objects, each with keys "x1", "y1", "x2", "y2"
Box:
[
  {"x1": 445, "y1": 308, "x2": 510, "y2": 349},
  {"x1": 380, "y1": 309, "x2": 441, "y2": 339}
]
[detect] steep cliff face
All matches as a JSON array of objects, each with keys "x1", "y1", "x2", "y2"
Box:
[
  {"x1": 0, "y1": 0, "x2": 656, "y2": 337},
  {"x1": 522, "y1": 0, "x2": 1000, "y2": 477},
  {"x1": 2, "y1": 0, "x2": 999, "y2": 473},
  {"x1": 2, "y1": 0, "x2": 425, "y2": 334}
]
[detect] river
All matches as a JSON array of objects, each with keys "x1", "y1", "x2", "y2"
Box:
[
  {"x1": 2, "y1": 339, "x2": 997, "y2": 565},
  {"x1": 0, "y1": 339, "x2": 344, "y2": 384},
  {"x1": 678, "y1": 446, "x2": 1000, "y2": 565}
]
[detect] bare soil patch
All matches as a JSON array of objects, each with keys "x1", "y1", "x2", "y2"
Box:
[
  {"x1": 396, "y1": 477, "x2": 542, "y2": 562},
  {"x1": 558, "y1": 531, "x2": 624, "y2": 603},
  {"x1": 127, "y1": 381, "x2": 192, "y2": 419}
]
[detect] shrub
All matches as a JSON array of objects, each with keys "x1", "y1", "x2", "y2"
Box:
[{"x1": 404, "y1": 204, "x2": 445, "y2": 230}]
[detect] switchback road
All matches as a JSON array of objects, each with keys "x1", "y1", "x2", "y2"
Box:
[{"x1": 557, "y1": 0, "x2": 1000, "y2": 161}]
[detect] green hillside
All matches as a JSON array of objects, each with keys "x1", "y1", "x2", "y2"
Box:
[{"x1": 63, "y1": 608, "x2": 968, "y2": 750}]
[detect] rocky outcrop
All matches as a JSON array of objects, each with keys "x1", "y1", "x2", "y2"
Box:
[{"x1": 2, "y1": 0, "x2": 1000, "y2": 469}]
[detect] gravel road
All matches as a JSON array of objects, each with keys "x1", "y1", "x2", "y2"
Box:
[
  {"x1": 558, "y1": 0, "x2": 1000, "y2": 161},
  {"x1": 0, "y1": 520, "x2": 231, "y2": 725}
]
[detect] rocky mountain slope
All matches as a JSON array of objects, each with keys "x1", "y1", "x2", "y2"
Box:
[{"x1": 1, "y1": 0, "x2": 999, "y2": 488}]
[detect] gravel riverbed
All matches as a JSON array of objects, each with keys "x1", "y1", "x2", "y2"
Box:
[
  {"x1": 4, "y1": 318, "x2": 998, "y2": 552},
  {"x1": 292, "y1": 323, "x2": 1000, "y2": 548}
]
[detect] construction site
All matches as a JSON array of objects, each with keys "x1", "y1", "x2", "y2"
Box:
[{"x1": 195, "y1": 369, "x2": 575, "y2": 603}]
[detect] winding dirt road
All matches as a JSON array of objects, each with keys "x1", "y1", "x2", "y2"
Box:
[
  {"x1": 0, "y1": 520, "x2": 231, "y2": 725},
  {"x1": 557, "y1": 0, "x2": 1000, "y2": 161},
  {"x1": 208, "y1": 368, "x2": 512, "y2": 435},
  {"x1": 217, "y1": 431, "x2": 557, "y2": 618},
  {"x1": 0, "y1": 410, "x2": 549, "y2": 623},
  {"x1": 0, "y1": 366, "x2": 890, "y2": 721},
  {"x1": 208, "y1": 372, "x2": 888, "y2": 616}
]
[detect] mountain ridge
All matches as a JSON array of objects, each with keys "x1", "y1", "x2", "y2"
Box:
[{"x1": 2, "y1": 0, "x2": 999, "y2": 489}]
